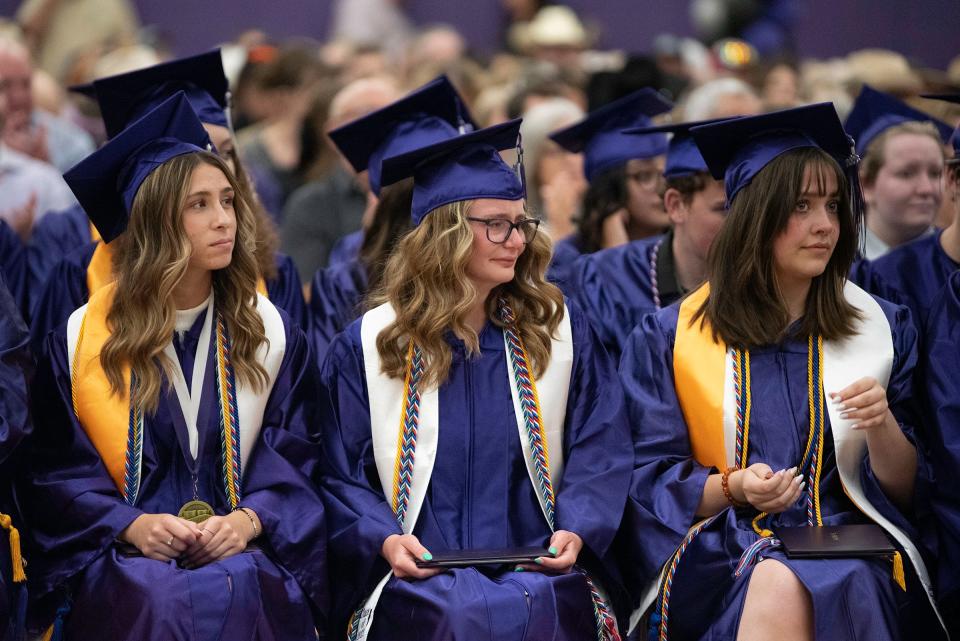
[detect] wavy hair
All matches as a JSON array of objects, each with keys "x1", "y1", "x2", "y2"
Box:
[
  {"x1": 371, "y1": 200, "x2": 564, "y2": 389},
  {"x1": 101, "y1": 152, "x2": 267, "y2": 413}
]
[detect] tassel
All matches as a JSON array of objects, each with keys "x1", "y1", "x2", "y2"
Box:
[
  {"x1": 0, "y1": 512, "x2": 26, "y2": 582},
  {"x1": 734, "y1": 536, "x2": 780, "y2": 578},
  {"x1": 891, "y1": 551, "x2": 906, "y2": 591}
]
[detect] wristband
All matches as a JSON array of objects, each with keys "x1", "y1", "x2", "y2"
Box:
[
  {"x1": 721, "y1": 467, "x2": 748, "y2": 508},
  {"x1": 235, "y1": 507, "x2": 259, "y2": 539}
]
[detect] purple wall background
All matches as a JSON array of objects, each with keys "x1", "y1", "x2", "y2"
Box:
[{"x1": 1, "y1": 0, "x2": 956, "y2": 70}]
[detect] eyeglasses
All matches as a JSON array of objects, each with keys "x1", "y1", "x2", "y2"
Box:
[{"x1": 466, "y1": 217, "x2": 541, "y2": 244}]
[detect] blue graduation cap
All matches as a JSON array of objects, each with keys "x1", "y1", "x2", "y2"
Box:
[
  {"x1": 379, "y1": 118, "x2": 524, "y2": 226},
  {"x1": 845, "y1": 85, "x2": 953, "y2": 156},
  {"x1": 690, "y1": 102, "x2": 857, "y2": 204},
  {"x1": 327, "y1": 75, "x2": 475, "y2": 196},
  {"x1": 91, "y1": 49, "x2": 229, "y2": 139},
  {"x1": 920, "y1": 93, "x2": 960, "y2": 156},
  {"x1": 63, "y1": 92, "x2": 213, "y2": 243},
  {"x1": 548, "y1": 88, "x2": 673, "y2": 182},
  {"x1": 624, "y1": 118, "x2": 734, "y2": 179}
]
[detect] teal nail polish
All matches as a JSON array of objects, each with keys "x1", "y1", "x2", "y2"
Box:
[
  {"x1": 535, "y1": 557, "x2": 543, "y2": 564},
  {"x1": 548, "y1": 546, "x2": 558, "y2": 555},
  {"x1": 514, "y1": 567, "x2": 524, "y2": 572},
  {"x1": 422, "y1": 552, "x2": 433, "y2": 561}
]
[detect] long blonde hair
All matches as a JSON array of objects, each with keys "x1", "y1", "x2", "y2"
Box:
[
  {"x1": 101, "y1": 152, "x2": 268, "y2": 413},
  {"x1": 371, "y1": 200, "x2": 564, "y2": 389}
]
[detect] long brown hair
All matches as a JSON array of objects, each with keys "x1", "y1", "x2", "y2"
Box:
[
  {"x1": 693, "y1": 147, "x2": 862, "y2": 348},
  {"x1": 359, "y1": 178, "x2": 414, "y2": 294},
  {"x1": 102, "y1": 152, "x2": 268, "y2": 413},
  {"x1": 225, "y1": 146, "x2": 279, "y2": 281},
  {"x1": 371, "y1": 200, "x2": 564, "y2": 389}
]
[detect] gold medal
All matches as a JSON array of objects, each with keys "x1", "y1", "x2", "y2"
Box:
[{"x1": 178, "y1": 500, "x2": 215, "y2": 523}]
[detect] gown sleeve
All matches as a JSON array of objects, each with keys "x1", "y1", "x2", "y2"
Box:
[
  {"x1": 616, "y1": 310, "x2": 712, "y2": 597},
  {"x1": 0, "y1": 273, "x2": 31, "y2": 468},
  {"x1": 0, "y1": 221, "x2": 27, "y2": 320},
  {"x1": 28, "y1": 246, "x2": 91, "y2": 357},
  {"x1": 266, "y1": 253, "x2": 308, "y2": 329},
  {"x1": 236, "y1": 322, "x2": 329, "y2": 617}
]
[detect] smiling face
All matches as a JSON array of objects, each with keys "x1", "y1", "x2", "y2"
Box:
[
  {"x1": 181, "y1": 162, "x2": 237, "y2": 274},
  {"x1": 464, "y1": 198, "x2": 530, "y2": 292},
  {"x1": 772, "y1": 165, "x2": 841, "y2": 287}
]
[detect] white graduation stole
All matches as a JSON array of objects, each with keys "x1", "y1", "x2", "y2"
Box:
[
  {"x1": 350, "y1": 302, "x2": 573, "y2": 640},
  {"x1": 631, "y1": 281, "x2": 946, "y2": 634}
]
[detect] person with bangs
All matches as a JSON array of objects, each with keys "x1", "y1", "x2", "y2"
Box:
[
  {"x1": 317, "y1": 119, "x2": 630, "y2": 640},
  {"x1": 566, "y1": 119, "x2": 729, "y2": 361},
  {"x1": 20, "y1": 95, "x2": 327, "y2": 640},
  {"x1": 852, "y1": 91, "x2": 959, "y2": 329},
  {"x1": 27, "y1": 49, "x2": 305, "y2": 344},
  {"x1": 545, "y1": 89, "x2": 673, "y2": 289},
  {"x1": 618, "y1": 104, "x2": 946, "y2": 641}
]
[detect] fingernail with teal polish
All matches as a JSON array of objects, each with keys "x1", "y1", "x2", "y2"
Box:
[
  {"x1": 535, "y1": 557, "x2": 543, "y2": 564},
  {"x1": 514, "y1": 566, "x2": 524, "y2": 572},
  {"x1": 548, "y1": 546, "x2": 558, "y2": 555},
  {"x1": 422, "y1": 552, "x2": 433, "y2": 561}
]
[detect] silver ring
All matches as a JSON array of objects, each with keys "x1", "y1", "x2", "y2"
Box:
[{"x1": 166, "y1": 537, "x2": 175, "y2": 547}]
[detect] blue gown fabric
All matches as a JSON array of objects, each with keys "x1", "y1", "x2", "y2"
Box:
[
  {"x1": 0, "y1": 275, "x2": 32, "y2": 641},
  {"x1": 919, "y1": 270, "x2": 960, "y2": 635},
  {"x1": 25, "y1": 204, "x2": 89, "y2": 317},
  {"x1": 852, "y1": 230, "x2": 958, "y2": 332},
  {"x1": 29, "y1": 243, "x2": 307, "y2": 355},
  {"x1": 317, "y1": 302, "x2": 632, "y2": 640},
  {"x1": 567, "y1": 234, "x2": 679, "y2": 361},
  {"x1": 327, "y1": 230, "x2": 363, "y2": 268},
  {"x1": 21, "y1": 308, "x2": 328, "y2": 640},
  {"x1": 307, "y1": 258, "x2": 368, "y2": 366},
  {"x1": 547, "y1": 235, "x2": 585, "y2": 292},
  {"x1": 0, "y1": 221, "x2": 27, "y2": 320},
  {"x1": 618, "y1": 298, "x2": 942, "y2": 641}
]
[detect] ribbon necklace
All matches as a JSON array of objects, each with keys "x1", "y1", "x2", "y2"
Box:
[{"x1": 348, "y1": 298, "x2": 620, "y2": 641}]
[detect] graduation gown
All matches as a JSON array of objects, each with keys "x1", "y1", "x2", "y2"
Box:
[
  {"x1": 29, "y1": 242, "x2": 307, "y2": 355},
  {"x1": 22, "y1": 297, "x2": 328, "y2": 640},
  {"x1": 920, "y1": 270, "x2": 960, "y2": 634},
  {"x1": 307, "y1": 258, "x2": 368, "y2": 366},
  {"x1": 327, "y1": 230, "x2": 363, "y2": 267},
  {"x1": 854, "y1": 230, "x2": 958, "y2": 332},
  {"x1": 0, "y1": 221, "x2": 27, "y2": 320},
  {"x1": 547, "y1": 234, "x2": 584, "y2": 292},
  {"x1": 318, "y1": 302, "x2": 631, "y2": 640},
  {"x1": 618, "y1": 296, "x2": 942, "y2": 641},
  {"x1": 0, "y1": 275, "x2": 32, "y2": 641},
  {"x1": 567, "y1": 232, "x2": 683, "y2": 361},
  {"x1": 25, "y1": 203, "x2": 89, "y2": 316}
]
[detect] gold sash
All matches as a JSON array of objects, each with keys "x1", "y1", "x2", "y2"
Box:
[{"x1": 673, "y1": 283, "x2": 728, "y2": 470}]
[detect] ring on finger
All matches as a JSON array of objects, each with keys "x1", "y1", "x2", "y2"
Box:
[{"x1": 166, "y1": 536, "x2": 175, "y2": 547}]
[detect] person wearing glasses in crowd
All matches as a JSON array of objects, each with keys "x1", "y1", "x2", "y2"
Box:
[
  {"x1": 618, "y1": 104, "x2": 946, "y2": 641},
  {"x1": 566, "y1": 119, "x2": 729, "y2": 360},
  {"x1": 317, "y1": 119, "x2": 631, "y2": 640},
  {"x1": 545, "y1": 88, "x2": 672, "y2": 288},
  {"x1": 20, "y1": 94, "x2": 327, "y2": 640}
]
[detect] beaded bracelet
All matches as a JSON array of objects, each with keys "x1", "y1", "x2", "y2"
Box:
[
  {"x1": 235, "y1": 506, "x2": 259, "y2": 539},
  {"x1": 721, "y1": 467, "x2": 748, "y2": 508}
]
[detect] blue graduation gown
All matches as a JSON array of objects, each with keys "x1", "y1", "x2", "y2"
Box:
[
  {"x1": 547, "y1": 234, "x2": 584, "y2": 292},
  {"x1": 327, "y1": 230, "x2": 363, "y2": 267},
  {"x1": 29, "y1": 243, "x2": 307, "y2": 355},
  {"x1": 25, "y1": 204, "x2": 89, "y2": 316},
  {"x1": 854, "y1": 231, "x2": 958, "y2": 332},
  {"x1": 0, "y1": 275, "x2": 32, "y2": 641},
  {"x1": 567, "y1": 234, "x2": 678, "y2": 361},
  {"x1": 22, "y1": 308, "x2": 328, "y2": 640},
  {"x1": 618, "y1": 299, "x2": 941, "y2": 641},
  {"x1": 0, "y1": 220, "x2": 27, "y2": 320},
  {"x1": 318, "y1": 302, "x2": 631, "y2": 640},
  {"x1": 920, "y1": 270, "x2": 960, "y2": 633},
  {"x1": 307, "y1": 258, "x2": 368, "y2": 366}
]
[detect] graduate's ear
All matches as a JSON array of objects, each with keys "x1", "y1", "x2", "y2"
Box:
[{"x1": 664, "y1": 187, "x2": 687, "y2": 226}]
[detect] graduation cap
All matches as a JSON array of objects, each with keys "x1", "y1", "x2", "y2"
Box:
[
  {"x1": 919, "y1": 93, "x2": 960, "y2": 156},
  {"x1": 91, "y1": 49, "x2": 229, "y2": 139},
  {"x1": 690, "y1": 102, "x2": 858, "y2": 204},
  {"x1": 845, "y1": 85, "x2": 953, "y2": 156},
  {"x1": 327, "y1": 75, "x2": 475, "y2": 196},
  {"x1": 379, "y1": 118, "x2": 524, "y2": 226},
  {"x1": 63, "y1": 92, "x2": 213, "y2": 244},
  {"x1": 624, "y1": 118, "x2": 734, "y2": 179},
  {"x1": 548, "y1": 88, "x2": 673, "y2": 182}
]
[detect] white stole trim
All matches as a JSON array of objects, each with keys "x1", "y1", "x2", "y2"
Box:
[
  {"x1": 163, "y1": 295, "x2": 214, "y2": 459},
  {"x1": 352, "y1": 302, "x2": 573, "y2": 641},
  {"x1": 66, "y1": 303, "x2": 88, "y2": 381},
  {"x1": 632, "y1": 282, "x2": 945, "y2": 634}
]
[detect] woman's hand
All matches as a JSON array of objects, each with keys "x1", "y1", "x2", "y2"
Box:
[
  {"x1": 738, "y1": 463, "x2": 804, "y2": 513},
  {"x1": 119, "y1": 513, "x2": 202, "y2": 561},
  {"x1": 381, "y1": 534, "x2": 443, "y2": 580},
  {"x1": 830, "y1": 377, "x2": 892, "y2": 431},
  {"x1": 517, "y1": 530, "x2": 583, "y2": 574},
  {"x1": 180, "y1": 511, "x2": 257, "y2": 569}
]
